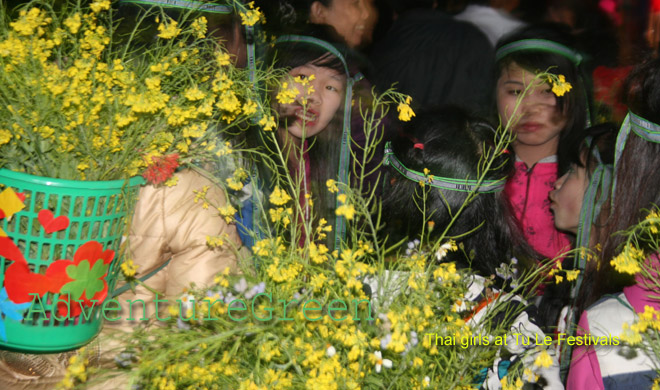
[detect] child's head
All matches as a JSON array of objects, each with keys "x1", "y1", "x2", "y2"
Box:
[
  {"x1": 268, "y1": 39, "x2": 349, "y2": 143},
  {"x1": 495, "y1": 24, "x2": 589, "y2": 171},
  {"x1": 549, "y1": 123, "x2": 616, "y2": 234},
  {"x1": 382, "y1": 107, "x2": 526, "y2": 276}
]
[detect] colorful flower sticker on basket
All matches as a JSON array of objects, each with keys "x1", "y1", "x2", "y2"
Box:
[
  {"x1": 3, "y1": 261, "x2": 59, "y2": 303},
  {"x1": 37, "y1": 209, "x2": 70, "y2": 234},
  {"x1": 46, "y1": 241, "x2": 114, "y2": 317},
  {"x1": 0, "y1": 288, "x2": 31, "y2": 341}
]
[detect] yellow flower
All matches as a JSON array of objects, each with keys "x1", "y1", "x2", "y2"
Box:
[
  {"x1": 565, "y1": 269, "x2": 580, "y2": 281},
  {"x1": 555, "y1": 275, "x2": 564, "y2": 284},
  {"x1": 270, "y1": 186, "x2": 292, "y2": 206},
  {"x1": 501, "y1": 376, "x2": 524, "y2": 390},
  {"x1": 276, "y1": 82, "x2": 299, "y2": 104},
  {"x1": 610, "y1": 244, "x2": 644, "y2": 275},
  {"x1": 90, "y1": 0, "x2": 111, "y2": 13},
  {"x1": 397, "y1": 96, "x2": 415, "y2": 122},
  {"x1": 216, "y1": 51, "x2": 231, "y2": 66},
  {"x1": 0, "y1": 129, "x2": 13, "y2": 145},
  {"x1": 63, "y1": 13, "x2": 81, "y2": 34},
  {"x1": 190, "y1": 16, "x2": 207, "y2": 38},
  {"x1": 164, "y1": 176, "x2": 179, "y2": 187},
  {"x1": 218, "y1": 204, "x2": 237, "y2": 223},
  {"x1": 533, "y1": 350, "x2": 553, "y2": 368},
  {"x1": 239, "y1": 5, "x2": 264, "y2": 27},
  {"x1": 620, "y1": 322, "x2": 643, "y2": 345},
  {"x1": 269, "y1": 207, "x2": 292, "y2": 227},
  {"x1": 326, "y1": 179, "x2": 339, "y2": 193},
  {"x1": 120, "y1": 259, "x2": 138, "y2": 278},
  {"x1": 226, "y1": 177, "x2": 244, "y2": 191},
  {"x1": 259, "y1": 115, "x2": 276, "y2": 131},
  {"x1": 206, "y1": 235, "x2": 224, "y2": 248},
  {"x1": 336, "y1": 204, "x2": 356, "y2": 220},
  {"x1": 183, "y1": 87, "x2": 205, "y2": 101},
  {"x1": 551, "y1": 74, "x2": 573, "y2": 97},
  {"x1": 157, "y1": 20, "x2": 181, "y2": 40},
  {"x1": 309, "y1": 242, "x2": 330, "y2": 264}
]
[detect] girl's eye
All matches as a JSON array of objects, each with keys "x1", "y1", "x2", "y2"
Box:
[
  {"x1": 508, "y1": 89, "x2": 522, "y2": 96},
  {"x1": 326, "y1": 85, "x2": 338, "y2": 92}
]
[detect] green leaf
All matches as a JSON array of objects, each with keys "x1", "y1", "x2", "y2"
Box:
[{"x1": 61, "y1": 259, "x2": 110, "y2": 300}]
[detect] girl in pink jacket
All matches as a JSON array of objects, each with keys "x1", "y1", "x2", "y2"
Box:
[{"x1": 495, "y1": 25, "x2": 590, "y2": 266}]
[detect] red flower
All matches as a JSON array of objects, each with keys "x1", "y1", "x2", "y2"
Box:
[
  {"x1": 142, "y1": 153, "x2": 179, "y2": 185},
  {"x1": 47, "y1": 241, "x2": 114, "y2": 317}
]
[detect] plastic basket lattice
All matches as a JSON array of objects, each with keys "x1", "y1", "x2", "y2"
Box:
[{"x1": 0, "y1": 169, "x2": 143, "y2": 353}]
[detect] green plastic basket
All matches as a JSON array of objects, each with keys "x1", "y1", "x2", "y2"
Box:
[{"x1": 0, "y1": 169, "x2": 143, "y2": 353}]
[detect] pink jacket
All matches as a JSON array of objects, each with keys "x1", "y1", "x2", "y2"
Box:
[
  {"x1": 505, "y1": 157, "x2": 571, "y2": 260},
  {"x1": 566, "y1": 267, "x2": 660, "y2": 389}
]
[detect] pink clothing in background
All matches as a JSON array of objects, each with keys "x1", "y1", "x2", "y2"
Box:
[
  {"x1": 566, "y1": 257, "x2": 660, "y2": 389},
  {"x1": 505, "y1": 158, "x2": 571, "y2": 262}
]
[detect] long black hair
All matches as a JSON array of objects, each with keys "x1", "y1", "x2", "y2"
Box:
[
  {"x1": 381, "y1": 107, "x2": 532, "y2": 277},
  {"x1": 582, "y1": 57, "x2": 660, "y2": 313}
]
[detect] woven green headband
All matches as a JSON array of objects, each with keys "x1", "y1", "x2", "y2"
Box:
[
  {"x1": 383, "y1": 142, "x2": 505, "y2": 193},
  {"x1": 496, "y1": 39, "x2": 583, "y2": 66},
  {"x1": 119, "y1": 0, "x2": 233, "y2": 13}
]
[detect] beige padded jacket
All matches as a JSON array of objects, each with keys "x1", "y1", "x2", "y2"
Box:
[{"x1": 110, "y1": 169, "x2": 241, "y2": 328}]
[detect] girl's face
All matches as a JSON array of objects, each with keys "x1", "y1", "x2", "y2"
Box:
[
  {"x1": 496, "y1": 62, "x2": 568, "y2": 153},
  {"x1": 311, "y1": 0, "x2": 369, "y2": 48},
  {"x1": 277, "y1": 62, "x2": 346, "y2": 141},
  {"x1": 549, "y1": 162, "x2": 588, "y2": 233}
]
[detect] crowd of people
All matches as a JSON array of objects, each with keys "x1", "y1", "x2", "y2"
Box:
[
  {"x1": 113, "y1": 0, "x2": 660, "y2": 388},
  {"x1": 3, "y1": 0, "x2": 660, "y2": 389}
]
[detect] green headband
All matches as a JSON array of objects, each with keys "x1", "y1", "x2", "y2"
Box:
[
  {"x1": 119, "y1": 0, "x2": 233, "y2": 13},
  {"x1": 274, "y1": 35, "x2": 356, "y2": 79},
  {"x1": 383, "y1": 142, "x2": 505, "y2": 193},
  {"x1": 496, "y1": 39, "x2": 583, "y2": 66},
  {"x1": 611, "y1": 111, "x2": 660, "y2": 201}
]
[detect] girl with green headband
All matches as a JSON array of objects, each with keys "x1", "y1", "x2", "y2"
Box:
[
  {"x1": 237, "y1": 33, "x2": 358, "y2": 250},
  {"x1": 495, "y1": 25, "x2": 591, "y2": 290},
  {"x1": 562, "y1": 57, "x2": 660, "y2": 389},
  {"x1": 380, "y1": 107, "x2": 563, "y2": 389}
]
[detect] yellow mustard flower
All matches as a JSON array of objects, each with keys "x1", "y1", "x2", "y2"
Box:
[
  {"x1": 120, "y1": 259, "x2": 138, "y2": 278},
  {"x1": 533, "y1": 350, "x2": 553, "y2": 368},
  {"x1": 610, "y1": 243, "x2": 644, "y2": 275},
  {"x1": 270, "y1": 186, "x2": 292, "y2": 205},
  {"x1": 190, "y1": 16, "x2": 207, "y2": 38},
  {"x1": 259, "y1": 114, "x2": 276, "y2": 131},
  {"x1": 63, "y1": 13, "x2": 81, "y2": 34},
  {"x1": 157, "y1": 19, "x2": 181, "y2": 40},
  {"x1": 397, "y1": 96, "x2": 415, "y2": 122},
  {"x1": 90, "y1": 0, "x2": 111, "y2": 13},
  {"x1": 326, "y1": 179, "x2": 339, "y2": 193},
  {"x1": 0, "y1": 129, "x2": 13, "y2": 146},
  {"x1": 551, "y1": 74, "x2": 573, "y2": 97}
]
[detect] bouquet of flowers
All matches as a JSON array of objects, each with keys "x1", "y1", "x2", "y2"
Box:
[
  {"x1": 0, "y1": 0, "x2": 269, "y2": 183},
  {"x1": 74, "y1": 81, "x2": 562, "y2": 389}
]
